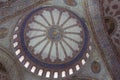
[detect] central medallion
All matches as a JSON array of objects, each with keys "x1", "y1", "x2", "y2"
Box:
[{"x1": 47, "y1": 26, "x2": 63, "y2": 42}]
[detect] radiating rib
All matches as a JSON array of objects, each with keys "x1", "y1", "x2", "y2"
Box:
[
  {"x1": 55, "y1": 42, "x2": 59, "y2": 58},
  {"x1": 50, "y1": 11, "x2": 55, "y2": 25},
  {"x1": 33, "y1": 37, "x2": 47, "y2": 49},
  {"x1": 34, "y1": 15, "x2": 49, "y2": 27},
  {"x1": 29, "y1": 36, "x2": 46, "y2": 47},
  {"x1": 48, "y1": 42, "x2": 54, "y2": 61},
  {"x1": 28, "y1": 22, "x2": 46, "y2": 30},
  {"x1": 41, "y1": 42, "x2": 51, "y2": 60},
  {"x1": 64, "y1": 34, "x2": 83, "y2": 42},
  {"x1": 52, "y1": 9, "x2": 60, "y2": 25},
  {"x1": 26, "y1": 31, "x2": 45, "y2": 38},
  {"x1": 64, "y1": 26, "x2": 82, "y2": 33},
  {"x1": 50, "y1": 43, "x2": 57, "y2": 62},
  {"x1": 63, "y1": 35, "x2": 80, "y2": 44},
  {"x1": 36, "y1": 40, "x2": 49, "y2": 55},
  {"x1": 63, "y1": 24, "x2": 78, "y2": 30},
  {"x1": 62, "y1": 38, "x2": 74, "y2": 51},
  {"x1": 60, "y1": 17, "x2": 70, "y2": 27},
  {"x1": 57, "y1": 12, "x2": 62, "y2": 25},
  {"x1": 39, "y1": 40, "x2": 50, "y2": 55},
  {"x1": 29, "y1": 34, "x2": 46, "y2": 40},
  {"x1": 29, "y1": 28, "x2": 46, "y2": 32},
  {"x1": 64, "y1": 32, "x2": 80, "y2": 35},
  {"x1": 59, "y1": 41, "x2": 67, "y2": 57},
  {"x1": 41, "y1": 15, "x2": 51, "y2": 26},
  {"x1": 34, "y1": 38, "x2": 48, "y2": 55},
  {"x1": 42, "y1": 10, "x2": 52, "y2": 26},
  {"x1": 61, "y1": 41, "x2": 73, "y2": 57},
  {"x1": 62, "y1": 19, "x2": 77, "y2": 29},
  {"x1": 62, "y1": 18, "x2": 77, "y2": 28},
  {"x1": 63, "y1": 38, "x2": 79, "y2": 51},
  {"x1": 58, "y1": 42, "x2": 65, "y2": 61},
  {"x1": 34, "y1": 20, "x2": 48, "y2": 29},
  {"x1": 59, "y1": 12, "x2": 70, "y2": 26}
]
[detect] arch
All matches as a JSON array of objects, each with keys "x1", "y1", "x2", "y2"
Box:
[{"x1": 0, "y1": 46, "x2": 23, "y2": 80}]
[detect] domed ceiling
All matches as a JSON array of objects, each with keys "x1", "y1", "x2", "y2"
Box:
[
  {"x1": 0, "y1": 0, "x2": 119, "y2": 80},
  {"x1": 12, "y1": 6, "x2": 92, "y2": 79}
]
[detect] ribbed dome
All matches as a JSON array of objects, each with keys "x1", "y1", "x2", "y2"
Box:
[{"x1": 13, "y1": 6, "x2": 91, "y2": 79}]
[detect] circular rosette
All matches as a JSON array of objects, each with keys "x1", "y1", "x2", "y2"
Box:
[{"x1": 12, "y1": 6, "x2": 92, "y2": 79}]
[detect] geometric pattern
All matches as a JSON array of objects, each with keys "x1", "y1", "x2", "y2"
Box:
[
  {"x1": 12, "y1": 6, "x2": 91, "y2": 79},
  {"x1": 103, "y1": 0, "x2": 120, "y2": 49}
]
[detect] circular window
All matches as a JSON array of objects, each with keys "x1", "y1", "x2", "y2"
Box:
[{"x1": 13, "y1": 6, "x2": 91, "y2": 79}]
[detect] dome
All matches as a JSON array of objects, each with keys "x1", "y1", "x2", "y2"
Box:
[{"x1": 12, "y1": 6, "x2": 91, "y2": 79}]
